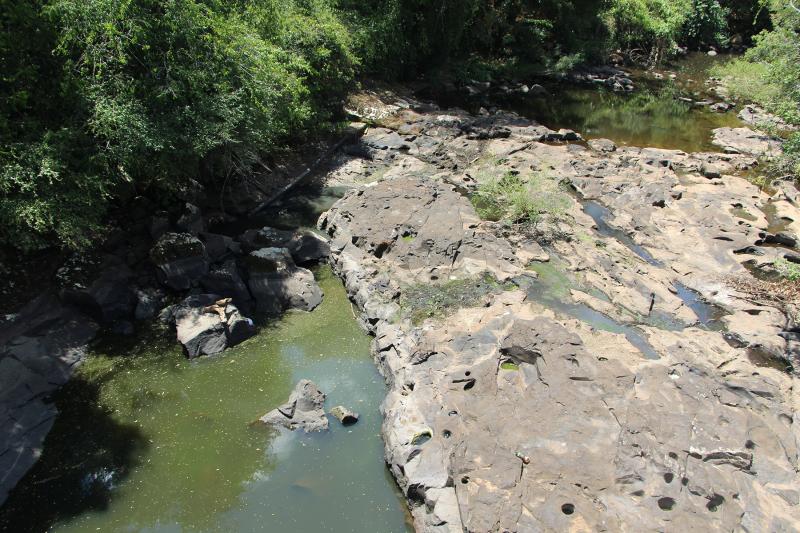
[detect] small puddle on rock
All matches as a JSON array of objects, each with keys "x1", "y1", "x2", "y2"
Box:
[
  {"x1": 580, "y1": 199, "x2": 727, "y2": 330},
  {"x1": 747, "y1": 346, "x2": 793, "y2": 373},
  {"x1": 524, "y1": 261, "x2": 661, "y2": 360},
  {"x1": 582, "y1": 200, "x2": 662, "y2": 266}
]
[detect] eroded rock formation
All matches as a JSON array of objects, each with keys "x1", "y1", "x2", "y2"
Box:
[{"x1": 319, "y1": 96, "x2": 800, "y2": 531}]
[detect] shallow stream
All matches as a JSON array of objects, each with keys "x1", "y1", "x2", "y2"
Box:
[{"x1": 0, "y1": 191, "x2": 411, "y2": 533}]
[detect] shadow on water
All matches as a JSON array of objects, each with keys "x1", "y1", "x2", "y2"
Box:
[{"x1": 0, "y1": 376, "x2": 148, "y2": 533}]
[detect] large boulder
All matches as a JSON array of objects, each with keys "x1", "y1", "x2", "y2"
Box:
[
  {"x1": 199, "y1": 232, "x2": 240, "y2": 263},
  {"x1": 244, "y1": 248, "x2": 323, "y2": 315},
  {"x1": 0, "y1": 295, "x2": 98, "y2": 506},
  {"x1": 56, "y1": 254, "x2": 135, "y2": 324},
  {"x1": 200, "y1": 259, "x2": 252, "y2": 308},
  {"x1": 150, "y1": 233, "x2": 209, "y2": 290},
  {"x1": 172, "y1": 294, "x2": 256, "y2": 358},
  {"x1": 258, "y1": 379, "x2": 328, "y2": 432}
]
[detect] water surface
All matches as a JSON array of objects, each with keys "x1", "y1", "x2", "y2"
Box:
[{"x1": 0, "y1": 267, "x2": 410, "y2": 532}]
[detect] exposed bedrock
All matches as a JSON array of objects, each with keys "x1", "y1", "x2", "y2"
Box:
[{"x1": 317, "y1": 99, "x2": 800, "y2": 531}]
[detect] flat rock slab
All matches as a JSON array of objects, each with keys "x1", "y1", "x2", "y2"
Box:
[
  {"x1": 322, "y1": 156, "x2": 800, "y2": 531},
  {"x1": 711, "y1": 127, "x2": 783, "y2": 157}
]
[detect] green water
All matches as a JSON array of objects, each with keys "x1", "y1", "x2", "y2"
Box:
[
  {"x1": 0, "y1": 267, "x2": 411, "y2": 533},
  {"x1": 498, "y1": 53, "x2": 744, "y2": 153}
]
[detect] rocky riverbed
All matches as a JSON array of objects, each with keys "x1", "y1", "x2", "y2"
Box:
[
  {"x1": 2, "y1": 70, "x2": 799, "y2": 530},
  {"x1": 317, "y1": 90, "x2": 800, "y2": 531}
]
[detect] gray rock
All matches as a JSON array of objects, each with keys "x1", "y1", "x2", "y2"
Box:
[
  {"x1": 330, "y1": 405, "x2": 359, "y2": 425},
  {"x1": 173, "y1": 295, "x2": 256, "y2": 358},
  {"x1": 711, "y1": 127, "x2": 783, "y2": 157},
  {"x1": 588, "y1": 138, "x2": 617, "y2": 153},
  {"x1": 151, "y1": 233, "x2": 209, "y2": 290},
  {"x1": 200, "y1": 260, "x2": 252, "y2": 308},
  {"x1": 245, "y1": 248, "x2": 323, "y2": 315},
  {"x1": 259, "y1": 379, "x2": 328, "y2": 432},
  {"x1": 288, "y1": 231, "x2": 330, "y2": 264},
  {"x1": 199, "y1": 232, "x2": 239, "y2": 262}
]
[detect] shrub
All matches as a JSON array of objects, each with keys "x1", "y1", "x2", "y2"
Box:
[
  {"x1": 681, "y1": 0, "x2": 729, "y2": 49},
  {"x1": 471, "y1": 172, "x2": 572, "y2": 228},
  {"x1": 0, "y1": 0, "x2": 357, "y2": 250}
]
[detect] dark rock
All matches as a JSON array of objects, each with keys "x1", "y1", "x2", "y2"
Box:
[
  {"x1": 57, "y1": 254, "x2": 136, "y2": 323},
  {"x1": 176, "y1": 203, "x2": 205, "y2": 235},
  {"x1": 225, "y1": 306, "x2": 256, "y2": 345},
  {"x1": 0, "y1": 294, "x2": 98, "y2": 506},
  {"x1": 765, "y1": 232, "x2": 798, "y2": 248},
  {"x1": 258, "y1": 379, "x2": 328, "y2": 432},
  {"x1": 109, "y1": 320, "x2": 135, "y2": 336},
  {"x1": 151, "y1": 233, "x2": 209, "y2": 290},
  {"x1": 199, "y1": 232, "x2": 240, "y2": 262},
  {"x1": 149, "y1": 214, "x2": 171, "y2": 240},
  {"x1": 245, "y1": 248, "x2": 323, "y2": 315},
  {"x1": 238, "y1": 227, "x2": 295, "y2": 253},
  {"x1": 200, "y1": 260, "x2": 252, "y2": 308},
  {"x1": 134, "y1": 288, "x2": 164, "y2": 321},
  {"x1": 172, "y1": 294, "x2": 256, "y2": 358}
]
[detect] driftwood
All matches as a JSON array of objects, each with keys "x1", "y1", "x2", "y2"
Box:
[{"x1": 248, "y1": 123, "x2": 367, "y2": 216}]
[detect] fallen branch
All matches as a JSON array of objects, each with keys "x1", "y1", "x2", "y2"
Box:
[{"x1": 248, "y1": 123, "x2": 367, "y2": 217}]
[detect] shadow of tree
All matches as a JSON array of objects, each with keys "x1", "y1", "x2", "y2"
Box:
[{"x1": 0, "y1": 375, "x2": 148, "y2": 532}]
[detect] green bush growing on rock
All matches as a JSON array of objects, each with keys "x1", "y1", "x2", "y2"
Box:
[
  {"x1": 774, "y1": 257, "x2": 800, "y2": 282},
  {"x1": 713, "y1": 1, "x2": 800, "y2": 178},
  {"x1": 471, "y1": 172, "x2": 572, "y2": 229}
]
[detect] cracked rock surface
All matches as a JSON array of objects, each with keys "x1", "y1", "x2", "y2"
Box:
[{"x1": 318, "y1": 95, "x2": 800, "y2": 531}]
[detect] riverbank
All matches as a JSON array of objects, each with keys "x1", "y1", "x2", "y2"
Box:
[
  {"x1": 2, "y1": 52, "x2": 799, "y2": 530},
  {"x1": 320, "y1": 86, "x2": 799, "y2": 529}
]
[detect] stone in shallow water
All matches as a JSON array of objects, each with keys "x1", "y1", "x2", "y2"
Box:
[
  {"x1": 329, "y1": 405, "x2": 359, "y2": 425},
  {"x1": 258, "y1": 380, "x2": 328, "y2": 432}
]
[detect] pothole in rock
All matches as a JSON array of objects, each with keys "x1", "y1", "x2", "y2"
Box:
[
  {"x1": 561, "y1": 503, "x2": 575, "y2": 515},
  {"x1": 657, "y1": 497, "x2": 676, "y2": 511}
]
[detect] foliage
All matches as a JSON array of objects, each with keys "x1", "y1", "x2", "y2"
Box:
[
  {"x1": 0, "y1": 0, "x2": 774, "y2": 250},
  {"x1": 0, "y1": 0, "x2": 356, "y2": 250},
  {"x1": 401, "y1": 273, "x2": 510, "y2": 325},
  {"x1": 681, "y1": 0, "x2": 729, "y2": 48},
  {"x1": 775, "y1": 257, "x2": 800, "y2": 282},
  {"x1": 713, "y1": 1, "x2": 800, "y2": 178},
  {"x1": 471, "y1": 172, "x2": 572, "y2": 228}
]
